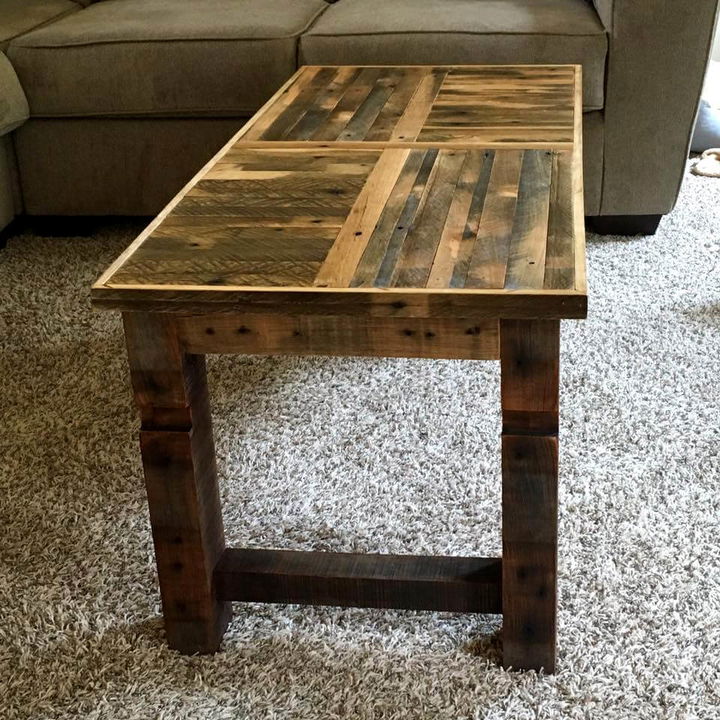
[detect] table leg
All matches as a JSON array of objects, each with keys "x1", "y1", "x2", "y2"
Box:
[
  {"x1": 500, "y1": 319, "x2": 559, "y2": 673},
  {"x1": 123, "y1": 312, "x2": 231, "y2": 654}
]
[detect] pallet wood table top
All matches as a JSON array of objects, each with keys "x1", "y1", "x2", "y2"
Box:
[{"x1": 92, "y1": 65, "x2": 586, "y2": 320}]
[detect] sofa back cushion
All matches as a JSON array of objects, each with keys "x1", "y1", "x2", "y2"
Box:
[
  {"x1": 301, "y1": 0, "x2": 609, "y2": 110},
  {"x1": 8, "y1": 0, "x2": 329, "y2": 117}
]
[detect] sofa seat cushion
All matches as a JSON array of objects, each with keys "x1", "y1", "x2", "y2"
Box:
[
  {"x1": 7, "y1": 0, "x2": 329, "y2": 117},
  {"x1": 301, "y1": 0, "x2": 607, "y2": 110},
  {"x1": 0, "y1": 0, "x2": 80, "y2": 52}
]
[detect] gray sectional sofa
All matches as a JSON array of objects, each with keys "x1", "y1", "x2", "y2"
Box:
[{"x1": 1, "y1": 0, "x2": 718, "y2": 237}]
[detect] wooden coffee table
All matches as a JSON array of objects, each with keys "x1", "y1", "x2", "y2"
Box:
[{"x1": 92, "y1": 65, "x2": 587, "y2": 673}]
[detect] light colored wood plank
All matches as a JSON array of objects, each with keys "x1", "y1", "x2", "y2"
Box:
[
  {"x1": 390, "y1": 69, "x2": 446, "y2": 142},
  {"x1": 424, "y1": 150, "x2": 488, "y2": 288},
  {"x1": 313, "y1": 149, "x2": 410, "y2": 288},
  {"x1": 572, "y1": 65, "x2": 587, "y2": 294}
]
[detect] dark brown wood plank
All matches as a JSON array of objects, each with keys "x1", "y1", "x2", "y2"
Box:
[
  {"x1": 502, "y1": 435, "x2": 558, "y2": 673},
  {"x1": 350, "y1": 150, "x2": 427, "y2": 287},
  {"x1": 373, "y1": 148, "x2": 439, "y2": 286},
  {"x1": 543, "y1": 152, "x2": 575, "y2": 289},
  {"x1": 123, "y1": 313, "x2": 231, "y2": 654},
  {"x1": 258, "y1": 67, "x2": 338, "y2": 141},
  {"x1": 215, "y1": 548, "x2": 502, "y2": 613},
  {"x1": 280, "y1": 67, "x2": 360, "y2": 141},
  {"x1": 500, "y1": 319, "x2": 559, "y2": 673},
  {"x1": 500, "y1": 319, "x2": 560, "y2": 434}
]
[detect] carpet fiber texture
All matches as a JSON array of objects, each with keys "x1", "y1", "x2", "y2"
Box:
[{"x1": 1, "y1": 167, "x2": 719, "y2": 719}]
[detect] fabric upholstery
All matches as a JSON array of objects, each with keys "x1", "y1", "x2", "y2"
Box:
[
  {"x1": 12, "y1": 113, "x2": 604, "y2": 216},
  {"x1": 14, "y1": 118, "x2": 245, "y2": 214},
  {"x1": 583, "y1": 110, "x2": 603, "y2": 215},
  {"x1": 301, "y1": 0, "x2": 608, "y2": 110},
  {"x1": 7, "y1": 0, "x2": 329, "y2": 117},
  {"x1": 0, "y1": 135, "x2": 19, "y2": 231},
  {"x1": 591, "y1": 0, "x2": 612, "y2": 30},
  {"x1": 600, "y1": 0, "x2": 720, "y2": 214},
  {"x1": 0, "y1": 52, "x2": 29, "y2": 135},
  {"x1": 0, "y1": 0, "x2": 79, "y2": 52}
]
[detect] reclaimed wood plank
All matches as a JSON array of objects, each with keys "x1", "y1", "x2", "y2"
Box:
[
  {"x1": 391, "y1": 149, "x2": 468, "y2": 287},
  {"x1": 93, "y1": 287, "x2": 588, "y2": 320},
  {"x1": 364, "y1": 68, "x2": 427, "y2": 141},
  {"x1": 258, "y1": 67, "x2": 338, "y2": 141},
  {"x1": 215, "y1": 549, "x2": 502, "y2": 613},
  {"x1": 350, "y1": 150, "x2": 427, "y2": 287},
  {"x1": 310, "y1": 67, "x2": 384, "y2": 140},
  {"x1": 465, "y1": 150, "x2": 524, "y2": 289},
  {"x1": 338, "y1": 69, "x2": 405, "y2": 141},
  {"x1": 177, "y1": 313, "x2": 499, "y2": 360},
  {"x1": 373, "y1": 149, "x2": 439, "y2": 287},
  {"x1": 390, "y1": 68, "x2": 447, "y2": 141},
  {"x1": 504, "y1": 151, "x2": 553, "y2": 290},
  {"x1": 314, "y1": 149, "x2": 410, "y2": 287},
  {"x1": 123, "y1": 313, "x2": 231, "y2": 654},
  {"x1": 282, "y1": 66, "x2": 360, "y2": 141},
  {"x1": 500, "y1": 319, "x2": 560, "y2": 673},
  {"x1": 444, "y1": 150, "x2": 496, "y2": 289}
]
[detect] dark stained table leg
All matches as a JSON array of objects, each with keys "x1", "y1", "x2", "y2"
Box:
[
  {"x1": 500, "y1": 319, "x2": 560, "y2": 673},
  {"x1": 123, "y1": 312, "x2": 231, "y2": 654}
]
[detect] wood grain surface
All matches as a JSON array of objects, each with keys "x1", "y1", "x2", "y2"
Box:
[
  {"x1": 92, "y1": 65, "x2": 585, "y2": 319},
  {"x1": 215, "y1": 549, "x2": 502, "y2": 613},
  {"x1": 238, "y1": 65, "x2": 575, "y2": 147}
]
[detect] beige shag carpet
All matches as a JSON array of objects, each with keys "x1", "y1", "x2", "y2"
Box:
[{"x1": 1, "y1": 166, "x2": 719, "y2": 719}]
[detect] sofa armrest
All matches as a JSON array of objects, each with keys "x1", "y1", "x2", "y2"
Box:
[
  {"x1": 0, "y1": 52, "x2": 29, "y2": 135},
  {"x1": 598, "y1": 0, "x2": 720, "y2": 215}
]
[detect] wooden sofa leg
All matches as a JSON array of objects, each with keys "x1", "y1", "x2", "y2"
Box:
[{"x1": 585, "y1": 214, "x2": 662, "y2": 236}]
